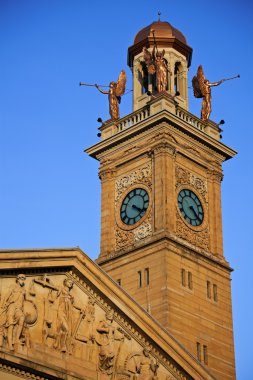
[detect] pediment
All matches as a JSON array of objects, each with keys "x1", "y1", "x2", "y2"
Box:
[{"x1": 0, "y1": 248, "x2": 216, "y2": 380}]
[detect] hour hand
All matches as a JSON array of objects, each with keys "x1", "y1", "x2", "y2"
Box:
[{"x1": 132, "y1": 204, "x2": 142, "y2": 212}]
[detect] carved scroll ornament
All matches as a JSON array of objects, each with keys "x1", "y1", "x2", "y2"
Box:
[{"x1": 115, "y1": 163, "x2": 152, "y2": 201}]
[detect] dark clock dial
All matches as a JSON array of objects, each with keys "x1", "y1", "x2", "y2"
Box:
[
  {"x1": 178, "y1": 189, "x2": 204, "y2": 226},
  {"x1": 120, "y1": 188, "x2": 149, "y2": 225}
]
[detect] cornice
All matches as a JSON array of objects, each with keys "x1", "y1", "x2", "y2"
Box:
[{"x1": 85, "y1": 109, "x2": 237, "y2": 162}]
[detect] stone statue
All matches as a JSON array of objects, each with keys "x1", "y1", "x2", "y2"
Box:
[
  {"x1": 143, "y1": 46, "x2": 171, "y2": 93},
  {"x1": 0, "y1": 274, "x2": 37, "y2": 350},
  {"x1": 95, "y1": 70, "x2": 126, "y2": 121},
  {"x1": 135, "y1": 347, "x2": 159, "y2": 380}
]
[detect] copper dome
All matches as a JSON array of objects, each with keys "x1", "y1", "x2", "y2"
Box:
[
  {"x1": 133, "y1": 20, "x2": 188, "y2": 45},
  {"x1": 128, "y1": 20, "x2": 192, "y2": 68}
]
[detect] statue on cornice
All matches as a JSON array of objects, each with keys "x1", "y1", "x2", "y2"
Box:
[{"x1": 95, "y1": 70, "x2": 126, "y2": 120}]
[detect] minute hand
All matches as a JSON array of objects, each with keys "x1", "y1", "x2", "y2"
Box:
[{"x1": 189, "y1": 205, "x2": 200, "y2": 221}]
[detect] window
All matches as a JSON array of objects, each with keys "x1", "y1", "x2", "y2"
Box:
[
  {"x1": 181, "y1": 269, "x2": 186, "y2": 287},
  {"x1": 188, "y1": 271, "x2": 193, "y2": 290},
  {"x1": 213, "y1": 284, "x2": 218, "y2": 302},
  {"x1": 207, "y1": 281, "x2": 218, "y2": 302},
  {"x1": 207, "y1": 281, "x2": 211, "y2": 299},
  {"x1": 117, "y1": 279, "x2": 121, "y2": 286},
  {"x1": 138, "y1": 271, "x2": 142, "y2": 288},
  {"x1": 203, "y1": 345, "x2": 208, "y2": 365},
  {"x1": 145, "y1": 268, "x2": 150, "y2": 286},
  {"x1": 197, "y1": 342, "x2": 201, "y2": 361},
  {"x1": 197, "y1": 343, "x2": 208, "y2": 365},
  {"x1": 181, "y1": 269, "x2": 192, "y2": 290}
]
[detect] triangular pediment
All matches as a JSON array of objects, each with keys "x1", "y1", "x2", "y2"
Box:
[{"x1": 0, "y1": 248, "x2": 216, "y2": 380}]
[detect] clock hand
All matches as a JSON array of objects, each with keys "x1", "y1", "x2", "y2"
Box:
[
  {"x1": 132, "y1": 204, "x2": 143, "y2": 212},
  {"x1": 189, "y1": 205, "x2": 200, "y2": 221}
]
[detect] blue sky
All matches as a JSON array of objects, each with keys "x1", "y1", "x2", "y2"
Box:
[{"x1": 1, "y1": 1, "x2": 252, "y2": 378}]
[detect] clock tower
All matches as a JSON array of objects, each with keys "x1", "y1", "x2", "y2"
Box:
[{"x1": 86, "y1": 20, "x2": 236, "y2": 380}]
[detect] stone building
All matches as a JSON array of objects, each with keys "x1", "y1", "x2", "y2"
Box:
[{"x1": 0, "y1": 19, "x2": 236, "y2": 380}]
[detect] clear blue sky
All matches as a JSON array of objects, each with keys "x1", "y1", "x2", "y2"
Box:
[{"x1": 1, "y1": 1, "x2": 252, "y2": 378}]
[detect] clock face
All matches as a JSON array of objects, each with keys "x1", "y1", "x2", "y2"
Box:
[
  {"x1": 120, "y1": 188, "x2": 149, "y2": 225},
  {"x1": 178, "y1": 189, "x2": 204, "y2": 226}
]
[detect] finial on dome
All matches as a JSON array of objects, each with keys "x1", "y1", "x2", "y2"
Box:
[{"x1": 158, "y1": 11, "x2": 161, "y2": 21}]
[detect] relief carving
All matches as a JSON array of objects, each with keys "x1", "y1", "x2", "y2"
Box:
[
  {"x1": 133, "y1": 214, "x2": 152, "y2": 241},
  {"x1": 115, "y1": 164, "x2": 152, "y2": 201},
  {"x1": 175, "y1": 166, "x2": 190, "y2": 188},
  {"x1": 190, "y1": 174, "x2": 208, "y2": 202},
  {"x1": 125, "y1": 347, "x2": 159, "y2": 379},
  {"x1": 96, "y1": 310, "x2": 126, "y2": 376},
  {"x1": 115, "y1": 228, "x2": 135, "y2": 250},
  {"x1": 175, "y1": 165, "x2": 208, "y2": 203},
  {"x1": 99, "y1": 168, "x2": 116, "y2": 181},
  {"x1": 53, "y1": 278, "x2": 84, "y2": 353},
  {"x1": 0, "y1": 272, "x2": 189, "y2": 380},
  {"x1": 176, "y1": 213, "x2": 210, "y2": 251},
  {"x1": 0, "y1": 274, "x2": 37, "y2": 351},
  {"x1": 153, "y1": 142, "x2": 176, "y2": 156},
  {"x1": 32, "y1": 275, "x2": 85, "y2": 354},
  {"x1": 207, "y1": 169, "x2": 223, "y2": 183}
]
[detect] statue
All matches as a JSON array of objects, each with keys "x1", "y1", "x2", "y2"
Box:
[
  {"x1": 192, "y1": 65, "x2": 240, "y2": 121},
  {"x1": 143, "y1": 46, "x2": 171, "y2": 93},
  {"x1": 135, "y1": 347, "x2": 159, "y2": 380},
  {"x1": 95, "y1": 70, "x2": 126, "y2": 121},
  {"x1": 0, "y1": 274, "x2": 37, "y2": 350}
]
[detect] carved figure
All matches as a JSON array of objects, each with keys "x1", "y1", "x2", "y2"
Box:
[
  {"x1": 96, "y1": 310, "x2": 124, "y2": 375},
  {"x1": 136, "y1": 347, "x2": 159, "y2": 380},
  {"x1": 192, "y1": 65, "x2": 223, "y2": 121},
  {"x1": 54, "y1": 278, "x2": 83, "y2": 353},
  {"x1": 0, "y1": 274, "x2": 37, "y2": 350},
  {"x1": 95, "y1": 70, "x2": 126, "y2": 120},
  {"x1": 143, "y1": 47, "x2": 171, "y2": 93}
]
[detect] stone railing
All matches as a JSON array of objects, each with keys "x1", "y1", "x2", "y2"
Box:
[
  {"x1": 116, "y1": 106, "x2": 150, "y2": 132},
  {"x1": 175, "y1": 106, "x2": 206, "y2": 132}
]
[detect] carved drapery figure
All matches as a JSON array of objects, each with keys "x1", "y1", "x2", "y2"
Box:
[
  {"x1": 0, "y1": 274, "x2": 37, "y2": 350},
  {"x1": 136, "y1": 347, "x2": 159, "y2": 380},
  {"x1": 143, "y1": 47, "x2": 171, "y2": 93},
  {"x1": 53, "y1": 278, "x2": 83, "y2": 353},
  {"x1": 96, "y1": 310, "x2": 124, "y2": 375},
  {"x1": 192, "y1": 65, "x2": 223, "y2": 121},
  {"x1": 95, "y1": 70, "x2": 126, "y2": 120}
]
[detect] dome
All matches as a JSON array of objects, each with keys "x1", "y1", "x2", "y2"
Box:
[
  {"x1": 133, "y1": 20, "x2": 187, "y2": 45},
  {"x1": 128, "y1": 20, "x2": 192, "y2": 68}
]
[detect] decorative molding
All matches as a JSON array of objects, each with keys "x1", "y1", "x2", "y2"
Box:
[
  {"x1": 133, "y1": 221, "x2": 152, "y2": 241},
  {"x1": 175, "y1": 165, "x2": 208, "y2": 203},
  {"x1": 190, "y1": 174, "x2": 208, "y2": 203},
  {"x1": 175, "y1": 165, "x2": 190, "y2": 188},
  {"x1": 150, "y1": 131, "x2": 178, "y2": 144},
  {"x1": 179, "y1": 143, "x2": 201, "y2": 157},
  {"x1": 115, "y1": 228, "x2": 134, "y2": 250},
  {"x1": 0, "y1": 363, "x2": 50, "y2": 380},
  {"x1": 99, "y1": 168, "x2": 116, "y2": 180},
  {"x1": 207, "y1": 169, "x2": 224, "y2": 183},
  {"x1": 153, "y1": 142, "x2": 176, "y2": 156},
  {"x1": 176, "y1": 211, "x2": 210, "y2": 251},
  {"x1": 133, "y1": 212, "x2": 152, "y2": 242},
  {"x1": 115, "y1": 163, "x2": 152, "y2": 201}
]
